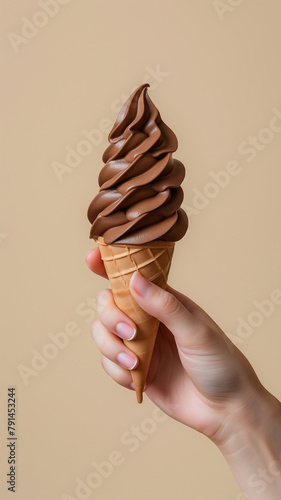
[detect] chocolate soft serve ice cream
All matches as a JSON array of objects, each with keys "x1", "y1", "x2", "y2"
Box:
[
  {"x1": 87, "y1": 84, "x2": 188, "y2": 403},
  {"x1": 88, "y1": 83, "x2": 188, "y2": 245}
]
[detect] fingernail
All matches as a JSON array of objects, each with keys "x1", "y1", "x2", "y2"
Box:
[
  {"x1": 130, "y1": 271, "x2": 152, "y2": 298},
  {"x1": 117, "y1": 353, "x2": 138, "y2": 370},
  {"x1": 116, "y1": 322, "x2": 136, "y2": 340}
]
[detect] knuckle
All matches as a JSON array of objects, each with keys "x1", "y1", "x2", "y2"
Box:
[
  {"x1": 100, "y1": 355, "x2": 115, "y2": 379},
  {"x1": 97, "y1": 289, "x2": 110, "y2": 313},
  {"x1": 161, "y1": 291, "x2": 182, "y2": 317},
  {"x1": 200, "y1": 324, "x2": 215, "y2": 342},
  {"x1": 192, "y1": 324, "x2": 214, "y2": 347},
  {"x1": 101, "y1": 337, "x2": 112, "y2": 355},
  {"x1": 100, "y1": 355, "x2": 107, "y2": 370},
  {"x1": 196, "y1": 322, "x2": 210, "y2": 337},
  {"x1": 90, "y1": 319, "x2": 100, "y2": 337}
]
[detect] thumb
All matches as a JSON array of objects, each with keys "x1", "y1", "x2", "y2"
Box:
[{"x1": 130, "y1": 271, "x2": 209, "y2": 351}]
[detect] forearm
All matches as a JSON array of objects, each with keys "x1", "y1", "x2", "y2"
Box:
[{"x1": 218, "y1": 388, "x2": 281, "y2": 499}]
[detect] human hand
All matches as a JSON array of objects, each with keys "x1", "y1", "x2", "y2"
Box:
[{"x1": 86, "y1": 247, "x2": 272, "y2": 446}]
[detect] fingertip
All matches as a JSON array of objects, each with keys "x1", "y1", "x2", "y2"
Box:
[
  {"x1": 86, "y1": 247, "x2": 108, "y2": 278},
  {"x1": 116, "y1": 322, "x2": 137, "y2": 341},
  {"x1": 86, "y1": 249, "x2": 94, "y2": 264},
  {"x1": 85, "y1": 248, "x2": 97, "y2": 267},
  {"x1": 130, "y1": 271, "x2": 153, "y2": 298}
]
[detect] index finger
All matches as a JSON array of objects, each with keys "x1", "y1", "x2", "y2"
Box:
[{"x1": 86, "y1": 247, "x2": 108, "y2": 279}]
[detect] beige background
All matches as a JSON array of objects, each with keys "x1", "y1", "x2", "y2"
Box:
[{"x1": 1, "y1": 1, "x2": 281, "y2": 499}]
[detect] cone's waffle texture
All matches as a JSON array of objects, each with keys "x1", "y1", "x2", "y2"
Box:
[{"x1": 97, "y1": 237, "x2": 174, "y2": 403}]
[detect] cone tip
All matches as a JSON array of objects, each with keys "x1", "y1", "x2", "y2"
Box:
[{"x1": 136, "y1": 389, "x2": 143, "y2": 404}]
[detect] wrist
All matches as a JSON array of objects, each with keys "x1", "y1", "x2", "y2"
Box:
[
  {"x1": 216, "y1": 385, "x2": 281, "y2": 455},
  {"x1": 215, "y1": 386, "x2": 281, "y2": 498}
]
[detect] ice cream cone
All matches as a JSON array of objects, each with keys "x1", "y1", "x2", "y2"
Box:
[{"x1": 97, "y1": 237, "x2": 174, "y2": 403}]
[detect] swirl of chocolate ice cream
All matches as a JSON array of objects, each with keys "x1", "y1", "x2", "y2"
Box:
[{"x1": 88, "y1": 83, "x2": 188, "y2": 245}]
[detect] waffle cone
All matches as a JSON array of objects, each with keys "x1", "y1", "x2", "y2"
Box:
[{"x1": 97, "y1": 237, "x2": 174, "y2": 403}]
